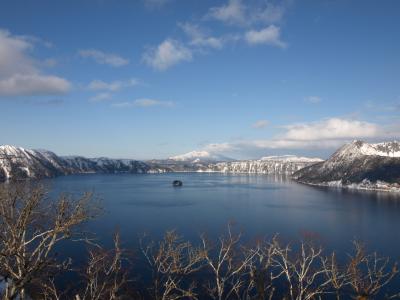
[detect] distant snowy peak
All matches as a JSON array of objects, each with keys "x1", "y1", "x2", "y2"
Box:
[
  {"x1": 0, "y1": 145, "x2": 28, "y2": 157},
  {"x1": 260, "y1": 155, "x2": 323, "y2": 163},
  {"x1": 168, "y1": 151, "x2": 232, "y2": 162},
  {"x1": 336, "y1": 140, "x2": 400, "y2": 158}
]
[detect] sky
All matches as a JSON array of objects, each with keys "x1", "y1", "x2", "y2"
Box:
[{"x1": 0, "y1": 0, "x2": 399, "y2": 160}]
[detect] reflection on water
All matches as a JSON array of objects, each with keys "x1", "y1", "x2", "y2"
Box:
[{"x1": 41, "y1": 173, "x2": 400, "y2": 262}]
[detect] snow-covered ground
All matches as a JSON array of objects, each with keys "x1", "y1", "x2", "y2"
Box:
[
  {"x1": 260, "y1": 155, "x2": 323, "y2": 163},
  {"x1": 300, "y1": 179, "x2": 400, "y2": 193},
  {"x1": 358, "y1": 141, "x2": 400, "y2": 157}
]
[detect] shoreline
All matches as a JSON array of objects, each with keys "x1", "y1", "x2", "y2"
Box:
[{"x1": 296, "y1": 180, "x2": 400, "y2": 193}]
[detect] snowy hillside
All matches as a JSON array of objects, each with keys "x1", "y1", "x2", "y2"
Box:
[
  {"x1": 0, "y1": 145, "x2": 166, "y2": 182},
  {"x1": 357, "y1": 141, "x2": 400, "y2": 157},
  {"x1": 260, "y1": 155, "x2": 323, "y2": 163},
  {"x1": 1, "y1": 145, "x2": 325, "y2": 181},
  {"x1": 211, "y1": 156, "x2": 322, "y2": 175},
  {"x1": 293, "y1": 140, "x2": 400, "y2": 191}
]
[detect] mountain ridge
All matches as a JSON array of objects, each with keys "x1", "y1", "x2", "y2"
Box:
[
  {"x1": 0, "y1": 145, "x2": 322, "y2": 181},
  {"x1": 3, "y1": 142, "x2": 399, "y2": 192},
  {"x1": 293, "y1": 140, "x2": 400, "y2": 191}
]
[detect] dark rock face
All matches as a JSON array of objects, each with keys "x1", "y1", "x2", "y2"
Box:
[{"x1": 293, "y1": 141, "x2": 400, "y2": 187}]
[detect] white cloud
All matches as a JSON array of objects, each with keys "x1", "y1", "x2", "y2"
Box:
[
  {"x1": 143, "y1": 39, "x2": 192, "y2": 70},
  {"x1": 0, "y1": 74, "x2": 70, "y2": 96},
  {"x1": 143, "y1": 1, "x2": 288, "y2": 70},
  {"x1": 0, "y1": 30, "x2": 34, "y2": 77},
  {"x1": 194, "y1": 118, "x2": 391, "y2": 158},
  {"x1": 89, "y1": 93, "x2": 112, "y2": 102},
  {"x1": 245, "y1": 25, "x2": 286, "y2": 47},
  {"x1": 0, "y1": 29, "x2": 71, "y2": 97},
  {"x1": 179, "y1": 23, "x2": 224, "y2": 49},
  {"x1": 252, "y1": 120, "x2": 269, "y2": 129},
  {"x1": 256, "y1": 3, "x2": 286, "y2": 24},
  {"x1": 305, "y1": 96, "x2": 322, "y2": 104},
  {"x1": 282, "y1": 118, "x2": 379, "y2": 141},
  {"x1": 79, "y1": 49, "x2": 129, "y2": 67},
  {"x1": 204, "y1": 143, "x2": 235, "y2": 153},
  {"x1": 88, "y1": 78, "x2": 138, "y2": 92},
  {"x1": 208, "y1": 0, "x2": 287, "y2": 26},
  {"x1": 134, "y1": 98, "x2": 174, "y2": 107},
  {"x1": 208, "y1": 0, "x2": 247, "y2": 26},
  {"x1": 112, "y1": 98, "x2": 175, "y2": 108}
]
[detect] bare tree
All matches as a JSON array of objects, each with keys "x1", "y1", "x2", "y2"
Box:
[
  {"x1": 245, "y1": 236, "x2": 281, "y2": 300},
  {"x1": 200, "y1": 224, "x2": 257, "y2": 300},
  {"x1": 345, "y1": 241, "x2": 398, "y2": 300},
  {"x1": 270, "y1": 240, "x2": 333, "y2": 300},
  {"x1": 75, "y1": 232, "x2": 131, "y2": 300},
  {"x1": 0, "y1": 184, "x2": 96, "y2": 300},
  {"x1": 2, "y1": 182, "x2": 399, "y2": 300},
  {"x1": 140, "y1": 230, "x2": 204, "y2": 300},
  {"x1": 323, "y1": 252, "x2": 349, "y2": 300}
]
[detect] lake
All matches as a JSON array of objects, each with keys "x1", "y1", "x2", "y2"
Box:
[{"x1": 43, "y1": 172, "x2": 400, "y2": 262}]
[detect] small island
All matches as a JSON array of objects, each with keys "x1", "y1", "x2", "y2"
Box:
[{"x1": 173, "y1": 180, "x2": 183, "y2": 187}]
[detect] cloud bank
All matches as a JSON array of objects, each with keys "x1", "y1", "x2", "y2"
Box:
[
  {"x1": 88, "y1": 78, "x2": 138, "y2": 92},
  {"x1": 143, "y1": 39, "x2": 193, "y2": 71},
  {"x1": 196, "y1": 118, "x2": 396, "y2": 158},
  {"x1": 252, "y1": 120, "x2": 269, "y2": 129},
  {"x1": 79, "y1": 49, "x2": 129, "y2": 67},
  {"x1": 0, "y1": 29, "x2": 70, "y2": 97},
  {"x1": 142, "y1": 0, "x2": 289, "y2": 70},
  {"x1": 112, "y1": 98, "x2": 175, "y2": 108},
  {"x1": 208, "y1": 0, "x2": 287, "y2": 26},
  {"x1": 245, "y1": 25, "x2": 286, "y2": 47}
]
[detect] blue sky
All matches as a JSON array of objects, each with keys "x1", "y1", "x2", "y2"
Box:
[{"x1": 0, "y1": 0, "x2": 399, "y2": 159}]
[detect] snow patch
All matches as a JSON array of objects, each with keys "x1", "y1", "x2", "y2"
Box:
[
  {"x1": 260, "y1": 155, "x2": 323, "y2": 163},
  {"x1": 358, "y1": 141, "x2": 400, "y2": 157}
]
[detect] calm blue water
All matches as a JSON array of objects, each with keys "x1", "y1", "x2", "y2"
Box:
[{"x1": 44, "y1": 172, "x2": 400, "y2": 262}]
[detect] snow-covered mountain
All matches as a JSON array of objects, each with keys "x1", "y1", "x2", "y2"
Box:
[
  {"x1": 0, "y1": 146, "x2": 65, "y2": 181},
  {"x1": 260, "y1": 155, "x2": 323, "y2": 163},
  {"x1": 5, "y1": 142, "x2": 399, "y2": 191},
  {"x1": 0, "y1": 145, "x2": 324, "y2": 181},
  {"x1": 293, "y1": 141, "x2": 400, "y2": 191},
  {"x1": 340, "y1": 141, "x2": 400, "y2": 158},
  {"x1": 210, "y1": 156, "x2": 323, "y2": 175},
  {"x1": 0, "y1": 145, "x2": 166, "y2": 181},
  {"x1": 168, "y1": 151, "x2": 232, "y2": 162}
]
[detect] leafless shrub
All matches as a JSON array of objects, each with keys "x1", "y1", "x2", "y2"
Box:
[
  {"x1": 1, "y1": 183, "x2": 398, "y2": 300},
  {"x1": 0, "y1": 184, "x2": 97, "y2": 300},
  {"x1": 270, "y1": 240, "x2": 332, "y2": 300},
  {"x1": 200, "y1": 224, "x2": 258, "y2": 300},
  {"x1": 323, "y1": 252, "x2": 349, "y2": 299},
  {"x1": 344, "y1": 241, "x2": 398, "y2": 299},
  {"x1": 140, "y1": 230, "x2": 204, "y2": 300},
  {"x1": 244, "y1": 236, "x2": 280, "y2": 300},
  {"x1": 75, "y1": 232, "x2": 131, "y2": 300}
]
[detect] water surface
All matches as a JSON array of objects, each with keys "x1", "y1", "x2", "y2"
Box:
[{"x1": 44, "y1": 172, "x2": 400, "y2": 261}]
